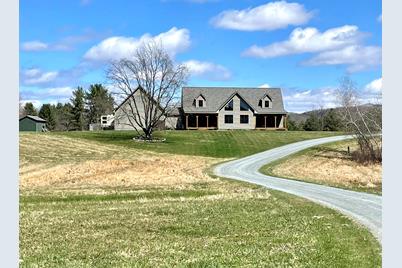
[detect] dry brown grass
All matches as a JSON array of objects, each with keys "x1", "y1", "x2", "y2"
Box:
[
  {"x1": 19, "y1": 133, "x2": 221, "y2": 191},
  {"x1": 266, "y1": 140, "x2": 382, "y2": 194}
]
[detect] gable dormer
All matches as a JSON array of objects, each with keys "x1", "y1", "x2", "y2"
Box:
[
  {"x1": 259, "y1": 94, "x2": 272, "y2": 108},
  {"x1": 194, "y1": 94, "x2": 206, "y2": 108}
]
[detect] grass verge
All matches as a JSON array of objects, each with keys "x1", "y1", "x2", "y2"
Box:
[{"x1": 260, "y1": 139, "x2": 382, "y2": 195}]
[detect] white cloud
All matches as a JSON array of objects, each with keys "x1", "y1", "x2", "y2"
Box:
[
  {"x1": 283, "y1": 87, "x2": 338, "y2": 113},
  {"x1": 21, "y1": 68, "x2": 59, "y2": 85},
  {"x1": 243, "y1": 25, "x2": 362, "y2": 58},
  {"x1": 211, "y1": 1, "x2": 313, "y2": 31},
  {"x1": 20, "y1": 86, "x2": 75, "y2": 105},
  {"x1": 258, "y1": 83, "x2": 271, "y2": 88},
  {"x1": 21, "y1": 41, "x2": 49, "y2": 51},
  {"x1": 365, "y1": 78, "x2": 382, "y2": 94},
  {"x1": 303, "y1": 45, "x2": 381, "y2": 72},
  {"x1": 84, "y1": 27, "x2": 191, "y2": 62},
  {"x1": 183, "y1": 60, "x2": 231, "y2": 81}
]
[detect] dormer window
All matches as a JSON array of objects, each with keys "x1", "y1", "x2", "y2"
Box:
[
  {"x1": 195, "y1": 94, "x2": 206, "y2": 108},
  {"x1": 260, "y1": 95, "x2": 272, "y2": 108}
]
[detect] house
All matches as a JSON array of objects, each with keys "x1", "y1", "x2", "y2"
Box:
[
  {"x1": 182, "y1": 87, "x2": 288, "y2": 130},
  {"x1": 100, "y1": 114, "x2": 115, "y2": 128},
  {"x1": 113, "y1": 86, "x2": 288, "y2": 131},
  {"x1": 113, "y1": 87, "x2": 166, "y2": 131},
  {"x1": 19, "y1": 115, "x2": 47, "y2": 132}
]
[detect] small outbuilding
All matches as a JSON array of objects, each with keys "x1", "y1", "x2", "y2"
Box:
[{"x1": 19, "y1": 115, "x2": 47, "y2": 132}]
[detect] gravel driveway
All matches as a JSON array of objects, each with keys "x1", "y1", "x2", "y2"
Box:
[{"x1": 213, "y1": 135, "x2": 382, "y2": 241}]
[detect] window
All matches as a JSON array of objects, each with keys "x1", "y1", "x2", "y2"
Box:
[
  {"x1": 198, "y1": 100, "x2": 204, "y2": 107},
  {"x1": 224, "y1": 115, "x2": 233, "y2": 124},
  {"x1": 102, "y1": 120, "x2": 107, "y2": 124},
  {"x1": 240, "y1": 115, "x2": 249, "y2": 124},
  {"x1": 265, "y1": 100, "x2": 270, "y2": 108},
  {"x1": 225, "y1": 100, "x2": 233, "y2": 111},
  {"x1": 240, "y1": 99, "x2": 249, "y2": 111}
]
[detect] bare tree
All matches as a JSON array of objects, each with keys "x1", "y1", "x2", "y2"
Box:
[
  {"x1": 336, "y1": 76, "x2": 382, "y2": 163},
  {"x1": 107, "y1": 41, "x2": 188, "y2": 140}
]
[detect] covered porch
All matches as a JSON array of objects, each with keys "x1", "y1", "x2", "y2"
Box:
[
  {"x1": 255, "y1": 114, "x2": 287, "y2": 130},
  {"x1": 185, "y1": 114, "x2": 218, "y2": 130}
]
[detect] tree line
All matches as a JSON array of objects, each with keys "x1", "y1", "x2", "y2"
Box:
[
  {"x1": 287, "y1": 108, "x2": 344, "y2": 131},
  {"x1": 20, "y1": 84, "x2": 114, "y2": 131}
]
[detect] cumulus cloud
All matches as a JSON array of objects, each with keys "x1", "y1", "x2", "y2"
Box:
[
  {"x1": 303, "y1": 45, "x2": 381, "y2": 72},
  {"x1": 183, "y1": 60, "x2": 231, "y2": 81},
  {"x1": 243, "y1": 25, "x2": 362, "y2": 57},
  {"x1": 21, "y1": 68, "x2": 59, "y2": 85},
  {"x1": 211, "y1": 1, "x2": 313, "y2": 31},
  {"x1": 258, "y1": 83, "x2": 271, "y2": 88},
  {"x1": 283, "y1": 87, "x2": 338, "y2": 113},
  {"x1": 21, "y1": 41, "x2": 49, "y2": 51},
  {"x1": 20, "y1": 86, "x2": 75, "y2": 106},
  {"x1": 365, "y1": 78, "x2": 382, "y2": 94},
  {"x1": 84, "y1": 27, "x2": 191, "y2": 62}
]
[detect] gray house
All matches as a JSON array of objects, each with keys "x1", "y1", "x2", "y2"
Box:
[
  {"x1": 19, "y1": 115, "x2": 47, "y2": 132},
  {"x1": 113, "y1": 86, "x2": 288, "y2": 130},
  {"x1": 182, "y1": 87, "x2": 288, "y2": 130}
]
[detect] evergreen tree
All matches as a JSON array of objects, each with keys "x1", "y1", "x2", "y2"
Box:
[
  {"x1": 23, "y1": 102, "x2": 38, "y2": 116},
  {"x1": 85, "y1": 84, "x2": 114, "y2": 124},
  {"x1": 303, "y1": 113, "x2": 321, "y2": 131},
  {"x1": 323, "y1": 109, "x2": 342, "y2": 131},
  {"x1": 71, "y1": 87, "x2": 86, "y2": 130},
  {"x1": 54, "y1": 103, "x2": 73, "y2": 131},
  {"x1": 287, "y1": 118, "x2": 301, "y2": 131},
  {"x1": 38, "y1": 104, "x2": 56, "y2": 130}
]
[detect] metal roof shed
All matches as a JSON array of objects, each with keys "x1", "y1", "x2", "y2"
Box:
[{"x1": 19, "y1": 115, "x2": 47, "y2": 132}]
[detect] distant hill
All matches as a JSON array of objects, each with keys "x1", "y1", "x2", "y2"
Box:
[{"x1": 288, "y1": 104, "x2": 382, "y2": 125}]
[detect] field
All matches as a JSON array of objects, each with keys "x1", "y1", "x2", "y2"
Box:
[
  {"x1": 20, "y1": 131, "x2": 381, "y2": 267},
  {"x1": 55, "y1": 130, "x2": 340, "y2": 158},
  {"x1": 260, "y1": 139, "x2": 382, "y2": 195}
]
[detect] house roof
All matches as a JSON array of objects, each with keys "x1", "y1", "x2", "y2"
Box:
[
  {"x1": 19, "y1": 115, "x2": 47, "y2": 123},
  {"x1": 182, "y1": 87, "x2": 287, "y2": 114}
]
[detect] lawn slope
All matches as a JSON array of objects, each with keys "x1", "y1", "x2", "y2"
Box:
[
  {"x1": 56, "y1": 130, "x2": 339, "y2": 158},
  {"x1": 19, "y1": 133, "x2": 381, "y2": 267}
]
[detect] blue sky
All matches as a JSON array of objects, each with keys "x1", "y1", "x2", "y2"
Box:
[{"x1": 20, "y1": 0, "x2": 382, "y2": 112}]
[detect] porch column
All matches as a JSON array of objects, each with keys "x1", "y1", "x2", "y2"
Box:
[
  {"x1": 284, "y1": 115, "x2": 287, "y2": 129},
  {"x1": 206, "y1": 115, "x2": 209, "y2": 129},
  {"x1": 186, "y1": 115, "x2": 188, "y2": 130},
  {"x1": 196, "y1": 115, "x2": 199, "y2": 129},
  {"x1": 264, "y1": 116, "x2": 267, "y2": 129},
  {"x1": 274, "y1": 116, "x2": 277, "y2": 129}
]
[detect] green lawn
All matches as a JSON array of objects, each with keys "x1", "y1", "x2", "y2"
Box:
[
  {"x1": 20, "y1": 183, "x2": 381, "y2": 267},
  {"x1": 55, "y1": 130, "x2": 340, "y2": 158}
]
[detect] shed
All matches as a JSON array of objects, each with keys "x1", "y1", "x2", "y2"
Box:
[{"x1": 19, "y1": 115, "x2": 47, "y2": 132}]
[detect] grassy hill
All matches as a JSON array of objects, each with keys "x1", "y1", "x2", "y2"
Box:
[
  {"x1": 19, "y1": 132, "x2": 381, "y2": 267},
  {"x1": 55, "y1": 130, "x2": 340, "y2": 158}
]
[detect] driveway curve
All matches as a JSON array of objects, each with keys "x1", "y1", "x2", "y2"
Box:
[{"x1": 213, "y1": 135, "x2": 382, "y2": 241}]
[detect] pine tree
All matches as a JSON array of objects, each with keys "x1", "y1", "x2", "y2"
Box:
[
  {"x1": 323, "y1": 109, "x2": 342, "y2": 131},
  {"x1": 303, "y1": 113, "x2": 321, "y2": 131},
  {"x1": 71, "y1": 87, "x2": 86, "y2": 130},
  {"x1": 39, "y1": 104, "x2": 56, "y2": 130},
  {"x1": 85, "y1": 84, "x2": 114, "y2": 124},
  {"x1": 23, "y1": 102, "x2": 38, "y2": 116}
]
